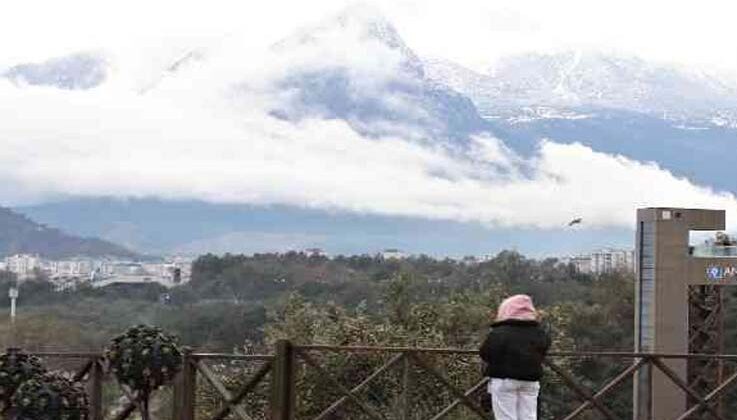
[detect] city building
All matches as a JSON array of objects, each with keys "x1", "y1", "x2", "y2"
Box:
[
  {"x1": 303, "y1": 248, "x2": 326, "y2": 257},
  {"x1": 4, "y1": 254, "x2": 41, "y2": 279},
  {"x1": 47, "y1": 259, "x2": 95, "y2": 279},
  {"x1": 568, "y1": 248, "x2": 635, "y2": 274},
  {"x1": 1, "y1": 254, "x2": 193, "y2": 288},
  {"x1": 380, "y1": 249, "x2": 407, "y2": 259}
]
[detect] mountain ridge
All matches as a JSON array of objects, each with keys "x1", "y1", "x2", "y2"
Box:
[
  {"x1": 0, "y1": 206, "x2": 139, "y2": 259},
  {"x1": 17, "y1": 197, "x2": 634, "y2": 257}
]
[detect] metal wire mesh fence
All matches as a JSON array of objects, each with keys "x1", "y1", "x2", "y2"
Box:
[
  {"x1": 189, "y1": 353, "x2": 273, "y2": 420},
  {"x1": 283, "y1": 345, "x2": 737, "y2": 420},
  {"x1": 291, "y1": 345, "x2": 486, "y2": 420}
]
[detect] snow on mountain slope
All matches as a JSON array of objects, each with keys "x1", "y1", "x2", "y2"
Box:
[
  {"x1": 268, "y1": 4, "x2": 491, "y2": 145},
  {"x1": 426, "y1": 51, "x2": 737, "y2": 192},
  {"x1": 426, "y1": 51, "x2": 737, "y2": 126}
]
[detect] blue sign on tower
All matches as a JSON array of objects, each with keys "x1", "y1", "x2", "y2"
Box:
[{"x1": 707, "y1": 266, "x2": 724, "y2": 280}]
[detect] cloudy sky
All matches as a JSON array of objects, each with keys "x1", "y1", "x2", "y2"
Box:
[
  {"x1": 3, "y1": 0, "x2": 737, "y2": 72},
  {"x1": 2, "y1": 0, "x2": 737, "y2": 231}
]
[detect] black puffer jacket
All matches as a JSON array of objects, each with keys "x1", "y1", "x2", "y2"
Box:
[{"x1": 479, "y1": 319, "x2": 550, "y2": 381}]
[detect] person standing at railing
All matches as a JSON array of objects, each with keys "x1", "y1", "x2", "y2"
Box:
[{"x1": 479, "y1": 294, "x2": 550, "y2": 420}]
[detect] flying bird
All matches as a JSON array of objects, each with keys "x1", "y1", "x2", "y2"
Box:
[{"x1": 568, "y1": 218, "x2": 583, "y2": 227}]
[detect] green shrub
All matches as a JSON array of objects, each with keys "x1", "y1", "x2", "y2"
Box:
[{"x1": 106, "y1": 325, "x2": 182, "y2": 395}]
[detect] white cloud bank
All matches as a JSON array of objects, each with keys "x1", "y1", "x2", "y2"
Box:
[
  {"x1": 2, "y1": 81, "x2": 736, "y2": 229},
  {"x1": 2, "y1": 8, "x2": 737, "y2": 230}
]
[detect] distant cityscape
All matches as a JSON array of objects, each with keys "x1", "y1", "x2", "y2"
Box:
[
  {"x1": 0, "y1": 246, "x2": 638, "y2": 292},
  {"x1": 0, "y1": 254, "x2": 193, "y2": 290}
]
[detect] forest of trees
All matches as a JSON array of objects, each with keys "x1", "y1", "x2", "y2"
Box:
[{"x1": 0, "y1": 250, "x2": 634, "y2": 353}]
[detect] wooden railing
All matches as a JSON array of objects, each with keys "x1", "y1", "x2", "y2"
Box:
[
  {"x1": 271, "y1": 344, "x2": 737, "y2": 420},
  {"x1": 24, "y1": 350, "x2": 275, "y2": 420},
  {"x1": 22, "y1": 344, "x2": 737, "y2": 420}
]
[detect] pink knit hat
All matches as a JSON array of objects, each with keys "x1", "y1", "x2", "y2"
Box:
[{"x1": 496, "y1": 294, "x2": 537, "y2": 321}]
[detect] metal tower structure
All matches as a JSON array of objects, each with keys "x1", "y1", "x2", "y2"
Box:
[{"x1": 687, "y1": 285, "x2": 724, "y2": 418}]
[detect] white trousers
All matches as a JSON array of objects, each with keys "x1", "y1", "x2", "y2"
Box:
[{"x1": 488, "y1": 378, "x2": 540, "y2": 420}]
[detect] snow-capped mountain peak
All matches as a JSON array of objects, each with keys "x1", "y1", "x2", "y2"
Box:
[
  {"x1": 277, "y1": 3, "x2": 402, "y2": 48},
  {"x1": 330, "y1": 3, "x2": 407, "y2": 51},
  {"x1": 273, "y1": 3, "x2": 422, "y2": 77}
]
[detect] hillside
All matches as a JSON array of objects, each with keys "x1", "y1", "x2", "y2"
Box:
[{"x1": 0, "y1": 206, "x2": 138, "y2": 259}]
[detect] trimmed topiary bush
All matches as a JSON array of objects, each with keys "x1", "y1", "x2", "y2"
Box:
[
  {"x1": 105, "y1": 325, "x2": 182, "y2": 395},
  {"x1": 12, "y1": 372, "x2": 88, "y2": 420},
  {"x1": 0, "y1": 349, "x2": 46, "y2": 409}
]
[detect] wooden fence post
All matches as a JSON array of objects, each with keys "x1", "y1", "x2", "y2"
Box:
[
  {"x1": 271, "y1": 340, "x2": 296, "y2": 420},
  {"x1": 401, "y1": 352, "x2": 411, "y2": 420},
  {"x1": 88, "y1": 358, "x2": 104, "y2": 420},
  {"x1": 173, "y1": 347, "x2": 196, "y2": 420},
  {"x1": 645, "y1": 356, "x2": 653, "y2": 420}
]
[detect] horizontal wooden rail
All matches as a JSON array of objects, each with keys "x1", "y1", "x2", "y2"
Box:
[
  {"x1": 295, "y1": 344, "x2": 479, "y2": 354},
  {"x1": 27, "y1": 351, "x2": 104, "y2": 358},
  {"x1": 191, "y1": 353, "x2": 275, "y2": 361},
  {"x1": 24, "y1": 347, "x2": 737, "y2": 360},
  {"x1": 296, "y1": 345, "x2": 737, "y2": 360}
]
